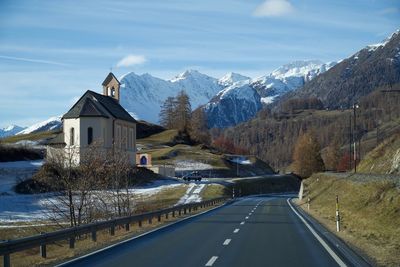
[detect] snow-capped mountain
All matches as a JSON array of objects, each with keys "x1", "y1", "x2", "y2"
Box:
[
  {"x1": 0, "y1": 125, "x2": 26, "y2": 138},
  {"x1": 202, "y1": 60, "x2": 334, "y2": 128},
  {"x1": 205, "y1": 81, "x2": 262, "y2": 128},
  {"x1": 218, "y1": 72, "x2": 250, "y2": 87},
  {"x1": 17, "y1": 116, "x2": 62, "y2": 135},
  {"x1": 252, "y1": 60, "x2": 336, "y2": 104},
  {"x1": 119, "y1": 70, "x2": 223, "y2": 123},
  {"x1": 279, "y1": 30, "x2": 400, "y2": 109}
]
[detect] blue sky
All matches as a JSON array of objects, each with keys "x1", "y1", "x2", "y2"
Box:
[{"x1": 0, "y1": 0, "x2": 399, "y2": 128}]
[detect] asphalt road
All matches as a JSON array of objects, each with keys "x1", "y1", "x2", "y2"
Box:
[{"x1": 61, "y1": 196, "x2": 369, "y2": 267}]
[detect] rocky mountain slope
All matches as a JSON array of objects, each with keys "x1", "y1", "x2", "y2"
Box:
[
  {"x1": 120, "y1": 70, "x2": 222, "y2": 123},
  {"x1": 203, "y1": 60, "x2": 334, "y2": 128},
  {"x1": 0, "y1": 125, "x2": 26, "y2": 138},
  {"x1": 17, "y1": 116, "x2": 62, "y2": 135},
  {"x1": 276, "y1": 30, "x2": 400, "y2": 109}
]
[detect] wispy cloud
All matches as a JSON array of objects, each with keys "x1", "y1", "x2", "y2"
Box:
[
  {"x1": 253, "y1": 0, "x2": 294, "y2": 17},
  {"x1": 379, "y1": 7, "x2": 399, "y2": 15},
  {"x1": 116, "y1": 54, "x2": 146, "y2": 68},
  {"x1": 0, "y1": 55, "x2": 70, "y2": 66}
]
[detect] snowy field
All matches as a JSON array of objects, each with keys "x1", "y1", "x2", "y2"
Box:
[
  {"x1": 0, "y1": 160, "x2": 212, "y2": 224},
  {"x1": 174, "y1": 160, "x2": 214, "y2": 171},
  {"x1": 0, "y1": 160, "x2": 186, "y2": 224},
  {"x1": 0, "y1": 180, "x2": 183, "y2": 223},
  {"x1": 175, "y1": 183, "x2": 205, "y2": 205}
]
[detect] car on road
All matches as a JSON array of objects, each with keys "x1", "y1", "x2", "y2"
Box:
[{"x1": 182, "y1": 171, "x2": 202, "y2": 181}]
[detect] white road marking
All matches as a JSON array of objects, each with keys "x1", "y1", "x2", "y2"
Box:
[
  {"x1": 57, "y1": 203, "x2": 227, "y2": 267},
  {"x1": 223, "y1": 239, "x2": 231, "y2": 245},
  {"x1": 249, "y1": 213, "x2": 252, "y2": 215},
  {"x1": 233, "y1": 228, "x2": 240, "y2": 233},
  {"x1": 287, "y1": 199, "x2": 347, "y2": 267},
  {"x1": 240, "y1": 221, "x2": 245, "y2": 225},
  {"x1": 245, "y1": 216, "x2": 249, "y2": 219},
  {"x1": 205, "y1": 256, "x2": 218, "y2": 266}
]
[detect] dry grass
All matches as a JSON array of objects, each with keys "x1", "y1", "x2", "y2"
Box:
[
  {"x1": 358, "y1": 133, "x2": 400, "y2": 174},
  {"x1": 1, "y1": 131, "x2": 59, "y2": 144},
  {"x1": 200, "y1": 184, "x2": 227, "y2": 200},
  {"x1": 297, "y1": 173, "x2": 400, "y2": 267}
]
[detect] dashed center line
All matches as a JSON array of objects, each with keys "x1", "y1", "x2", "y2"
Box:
[
  {"x1": 240, "y1": 221, "x2": 245, "y2": 225},
  {"x1": 205, "y1": 256, "x2": 218, "y2": 266},
  {"x1": 233, "y1": 228, "x2": 240, "y2": 233},
  {"x1": 223, "y1": 239, "x2": 231, "y2": 245},
  {"x1": 245, "y1": 216, "x2": 249, "y2": 219}
]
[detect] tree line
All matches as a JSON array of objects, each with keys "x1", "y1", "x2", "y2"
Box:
[{"x1": 159, "y1": 90, "x2": 211, "y2": 145}]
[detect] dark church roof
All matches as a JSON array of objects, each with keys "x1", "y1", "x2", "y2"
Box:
[
  {"x1": 102, "y1": 72, "x2": 120, "y2": 86},
  {"x1": 62, "y1": 90, "x2": 136, "y2": 123}
]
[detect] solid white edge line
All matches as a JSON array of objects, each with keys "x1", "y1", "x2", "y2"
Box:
[
  {"x1": 205, "y1": 256, "x2": 218, "y2": 266},
  {"x1": 233, "y1": 228, "x2": 240, "y2": 233},
  {"x1": 287, "y1": 198, "x2": 347, "y2": 267},
  {"x1": 56, "y1": 203, "x2": 227, "y2": 267},
  {"x1": 223, "y1": 239, "x2": 231, "y2": 245}
]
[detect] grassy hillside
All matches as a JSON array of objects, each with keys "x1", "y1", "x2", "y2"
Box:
[
  {"x1": 358, "y1": 133, "x2": 400, "y2": 174},
  {"x1": 299, "y1": 173, "x2": 400, "y2": 266},
  {"x1": 1, "y1": 130, "x2": 60, "y2": 144},
  {"x1": 138, "y1": 130, "x2": 275, "y2": 177}
]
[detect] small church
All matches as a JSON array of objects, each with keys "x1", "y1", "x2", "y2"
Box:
[{"x1": 56, "y1": 72, "x2": 137, "y2": 165}]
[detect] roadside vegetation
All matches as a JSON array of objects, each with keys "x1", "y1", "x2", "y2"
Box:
[
  {"x1": 299, "y1": 173, "x2": 400, "y2": 266},
  {"x1": 2, "y1": 196, "x2": 225, "y2": 267},
  {"x1": 0, "y1": 143, "x2": 43, "y2": 162}
]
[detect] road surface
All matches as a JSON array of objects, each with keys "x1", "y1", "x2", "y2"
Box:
[{"x1": 60, "y1": 195, "x2": 370, "y2": 267}]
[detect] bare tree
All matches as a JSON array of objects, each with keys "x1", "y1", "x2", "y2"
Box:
[{"x1": 292, "y1": 131, "x2": 325, "y2": 178}]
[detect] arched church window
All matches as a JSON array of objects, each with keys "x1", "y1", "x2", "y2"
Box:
[
  {"x1": 70, "y1": 128, "x2": 75, "y2": 146},
  {"x1": 88, "y1": 127, "x2": 93, "y2": 145}
]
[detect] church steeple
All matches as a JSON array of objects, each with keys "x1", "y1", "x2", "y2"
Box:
[{"x1": 102, "y1": 72, "x2": 121, "y2": 102}]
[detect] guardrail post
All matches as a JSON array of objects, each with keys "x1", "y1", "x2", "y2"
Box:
[
  {"x1": 91, "y1": 229, "x2": 97, "y2": 242},
  {"x1": 189, "y1": 207, "x2": 191, "y2": 213},
  {"x1": 184, "y1": 208, "x2": 186, "y2": 214},
  {"x1": 172, "y1": 210, "x2": 175, "y2": 217},
  {"x1": 179, "y1": 209, "x2": 181, "y2": 216},
  {"x1": 110, "y1": 224, "x2": 115, "y2": 236},
  {"x1": 336, "y1": 195, "x2": 340, "y2": 232},
  {"x1": 125, "y1": 223, "x2": 130, "y2": 231},
  {"x1": 138, "y1": 220, "x2": 142, "y2": 227},
  {"x1": 40, "y1": 243, "x2": 47, "y2": 258},
  {"x1": 158, "y1": 214, "x2": 161, "y2": 222},
  {"x1": 165, "y1": 212, "x2": 169, "y2": 219},
  {"x1": 40, "y1": 232, "x2": 47, "y2": 258},
  {"x1": 148, "y1": 217, "x2": 152, "y2": 224},
  {"x1": 69, "y1": 236, "x2": 75, "y2": 249},
  {"x1": 3, "y1": 253, "x2": 10, "y2": 267}
]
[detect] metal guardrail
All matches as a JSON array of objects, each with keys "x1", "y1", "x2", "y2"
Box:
[{"x1": 0, "y1": 197, "x2": 228, "y2": 267}]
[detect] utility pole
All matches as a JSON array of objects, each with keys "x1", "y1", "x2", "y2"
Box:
[
  {"x1": 236, "y1": 157, "x2": 239, "y2": 177},
  {"x1": 348, "y1": 113, "x2": 352, "y2": 171},
  {"x1": 353, "y1": 104, "x2": 359, "y2": 173}
]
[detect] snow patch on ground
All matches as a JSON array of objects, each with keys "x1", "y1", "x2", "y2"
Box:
[
  {"x1": 175, "y1": 183, "x2": 205, "y2": 205},
  {"x1": 0, "y1": 160, "x2": 43, "y2": 194},
  {"x1": 0, "y1": 181, "x2": 183, "y2": 223},
  {"x1": 261, "y1": 95, "x2": 278, "y2": 104},
  {"x1": 229, "y1": 157, "x2": 252, "y2": 165},
  {"x1": 174, "y1": 160, "x2": 213, "y2": 171}
]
